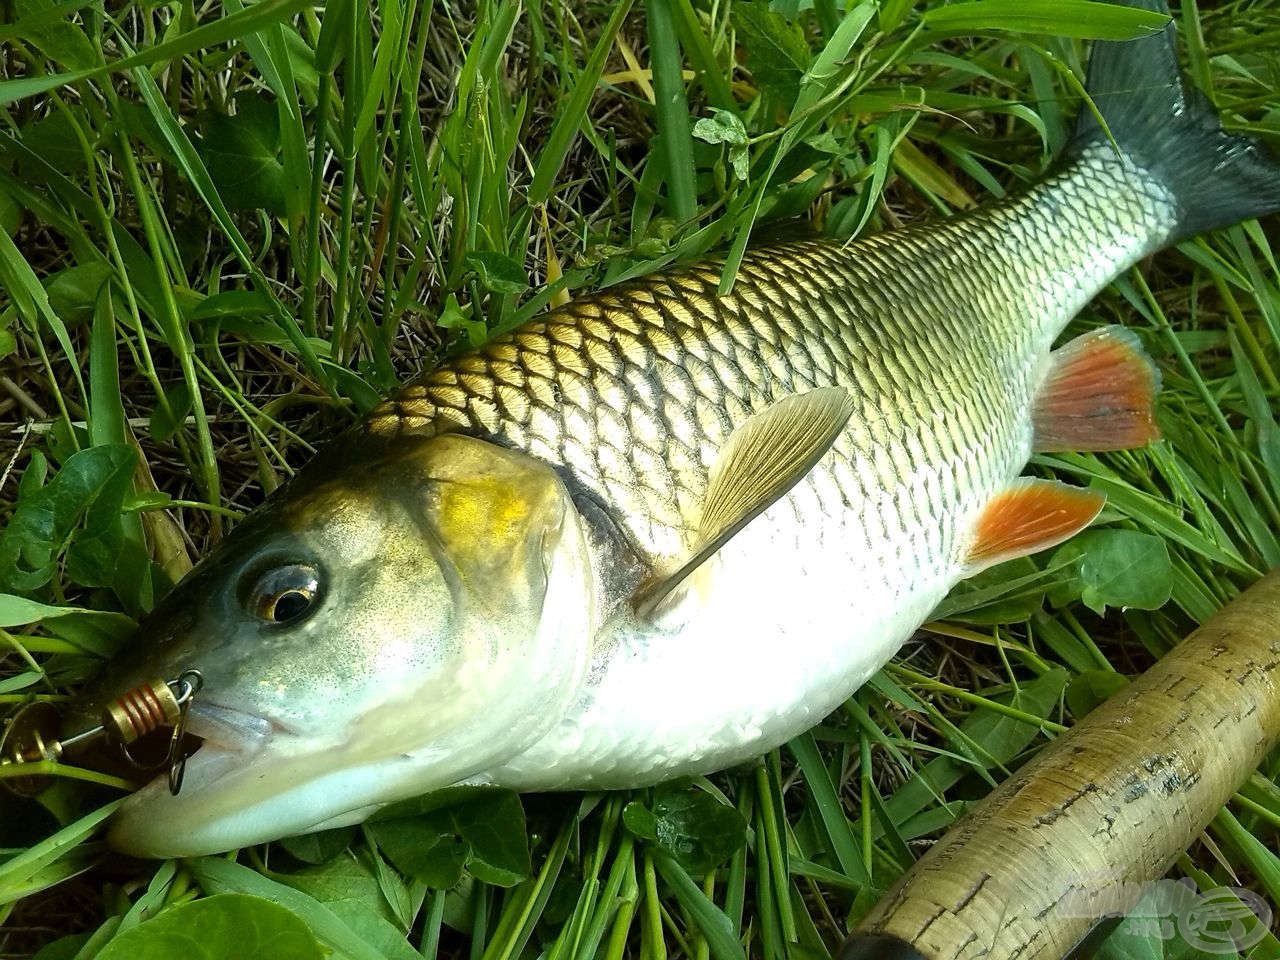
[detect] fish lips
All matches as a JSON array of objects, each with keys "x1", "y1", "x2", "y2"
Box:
[
  {"x1": 183, "y1": 699, "x2": 277, "y2": 756},
  {"x1": 106, "y1": 699, "x2": 284, "y2": 857}
]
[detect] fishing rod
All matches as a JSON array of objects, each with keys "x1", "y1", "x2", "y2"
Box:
[{"x1": 841, "y1": 569, "x2": 1280, "y2": 960}]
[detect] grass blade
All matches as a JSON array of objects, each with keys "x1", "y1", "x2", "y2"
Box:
[
  {"x1": 922, "y1": 0, "x2": 1169, "y2": 39},
  {"x1": 0, "y1": 0, "x2": 314, "y2": 105},
  {"x1": 645, "y1": 0, "x2": 698, "y2": 223},
  {"x1": 529, "y1": 0, "x2": 636, "y2": 205}
]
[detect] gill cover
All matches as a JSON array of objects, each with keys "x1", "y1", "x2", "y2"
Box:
[{"x1": 88, "y1": 433, "x2": 595, "y2": 857}]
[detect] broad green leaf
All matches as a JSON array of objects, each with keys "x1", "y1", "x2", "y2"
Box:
[
  {"x1": 95, "y1": 894, "x2": 323, "y2": 960},
  {"x1": 0, "y1": 443, "x2": 136, "y2": 594},
  {"x1": 195, "y1": 93, "x2": 287, "y2": 213},
  {"x1": 367, "y1": 788, "x2": 530, "y2": 888},
  {"x1": 692, "y1": 109, "x2": 750, "y2": 180},
  {"x1": 1049, "y1": 530, "x2": 1173, "y2": 614},
  {"x1": 187, "y1": 858, "x2": 389, "y2": 960},
  {"x1": 18, "y1": 112, "x2": 85, "y2": 178},
  {"x1": 64, "y1": 469, "x2": 139, "y2": 591},
  {"x1": 148, "y1": 382, "x2": 193, "y2": 443},
  {"x1": 1065, "y1": 670, "x2": 1129, "y2": 718},
  {"x1": 31, "y1": 933, "x2": 91, "y2": 960},
  {"x1": 465, "y1": 251, "x2": 528, "y2": 296},
  {"x1": 190, "y1": 288, "x2": 276, "y2": 320},
  {"x1": 115, "y1": 99, "x2": 180, "y2": 164},
  {"x1": 14, "y1": 0, "x2": 95, "y2": 70},
  {"x1": 366, "y1": 817, "x2": 467, "y2": 889},
  {"x1": 1091, "y1": 873, "x2": 1262, "y2": 960},
  {"x1": 623, "y1": 785, "x2": 747, "y2": 876},
  {"x1": 731, "y1": 1, "x2": 810, "y2": 107},
  {"x1": 279, "y1": 826, "x2": 357, "y2": 865},
  {"x1": 0, "y1": 0, "x2": 94, "y2": 41},
  {"x1": 38, "y1": 607, "x2": 135, "y2": 655},
  {"x1": 691, "y1": 110, "x2": 748, "y2": 148},
  {"x1": 274, "y1": 848, "x2": 416, "y2": 952},
  {"x1": 273, "y1": 851, "x2": 400, "y2": 925},
  {"x1": 0, "y1": 594, "x2": 91, "y2": 627},
  {"x1": 326, "y1": 900, "x2": 421, "y2": 960},
  {"x1": 434, "y1": 293, "x2": 488, "y2": 349},
  {"x1": 220, "y1": 0, "x2": 308, "y2": 226}
]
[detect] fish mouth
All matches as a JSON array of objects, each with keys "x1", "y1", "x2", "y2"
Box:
[
  {"x1": 184, "y1": 700, "x2": 278, "y2": 754},
  {"x1": 133, "y1": 700, "x2": 278, "y2": 796},
  {"x1": 108, "y1": 701, "x2": 295, "y2": 856}
]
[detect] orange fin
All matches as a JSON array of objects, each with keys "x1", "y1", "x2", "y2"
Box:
[
  {"x1": 1032, "y1": 326, "x2": 1160, "y2": 452},
  {"x1": 965, "y1": 478, "x2": 1105, "y2": 573}
]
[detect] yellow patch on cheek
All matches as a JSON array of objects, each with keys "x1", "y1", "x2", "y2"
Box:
[
  {"x1": 440, "y1": 480, "x2": 528, "y2": 536},
  {"x1": 434, "y1": 480, "x2": 539, "y2": 575}
]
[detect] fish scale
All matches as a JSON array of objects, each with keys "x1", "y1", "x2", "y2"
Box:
[
  {"x1": 370, "y1": 147, "x2": 1168, "y2": 573},
  {"x1": 357, "y1": 147, "x2": 1176, "y2": 788}
]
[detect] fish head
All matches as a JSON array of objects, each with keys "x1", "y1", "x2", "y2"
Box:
[{"x1": 70, "y1": 433, "x2": 596, "y2": 857}]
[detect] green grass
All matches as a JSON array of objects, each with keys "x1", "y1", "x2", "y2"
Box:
[{"x1": 2, "y1": 0, "x2": 1280, "y2": 957}]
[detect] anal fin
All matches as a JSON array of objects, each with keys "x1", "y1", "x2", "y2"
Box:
[
  {"x1": 964, "y1": 478, "x2": 1104, "y2": 574},
  {"x1": 1033, "y1": 326, "x2": 1160, "y2": 453}
]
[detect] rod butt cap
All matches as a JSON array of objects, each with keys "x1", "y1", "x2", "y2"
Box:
[{"x1": 838, "y1": 933, "x2": 930, "y2": 960}]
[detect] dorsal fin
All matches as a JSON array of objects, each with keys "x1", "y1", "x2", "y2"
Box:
[{"x1": 635, "y1": 387, "x2": 854, "y2": 619}]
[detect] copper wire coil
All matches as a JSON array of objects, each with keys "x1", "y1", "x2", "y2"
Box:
[{"x1": 104, "y1": 679, "x2": 181, "y2": 745}]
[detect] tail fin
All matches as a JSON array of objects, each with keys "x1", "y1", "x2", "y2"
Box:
[{"x1": 1073, "y1": 0, "x2": 1280, "y2": 240}]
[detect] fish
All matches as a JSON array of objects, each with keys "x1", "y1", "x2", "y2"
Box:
[{"x1": 66, "y1": 0, "x2": 1280, "y2": 857}]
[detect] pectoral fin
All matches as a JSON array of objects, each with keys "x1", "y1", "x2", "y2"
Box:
[
  {"x1": 964, "y1": 478, "x2": 1105, "y2": 575},
  {"x1": 635, "y1": 387, "x2": 854, "y2": 619}
]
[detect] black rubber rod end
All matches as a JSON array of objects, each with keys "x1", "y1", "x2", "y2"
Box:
[{"x1": 838, "y1": 933, "x2": 931, "y2": 960}]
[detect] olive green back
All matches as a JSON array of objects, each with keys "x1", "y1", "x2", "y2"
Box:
[{"x1": 368, "y1": 146, "x2": 1174, "y2": 579}]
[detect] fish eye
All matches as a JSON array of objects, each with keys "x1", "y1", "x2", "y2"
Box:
[{"x1": 248, "y1": 563, "x2": 321, "y2": 624}]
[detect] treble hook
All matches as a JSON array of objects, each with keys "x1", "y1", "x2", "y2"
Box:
[
  {"x1": 115, "y1": 670, "x2": 204, "y2": 794},
  {"x1": 165, "y1": 670, "x2": 203, "y2": 796}
]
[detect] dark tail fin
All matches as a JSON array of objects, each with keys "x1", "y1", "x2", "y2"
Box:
[{"x1": 1073, "y1": 0, "x2": 1280, "y2": 240}]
